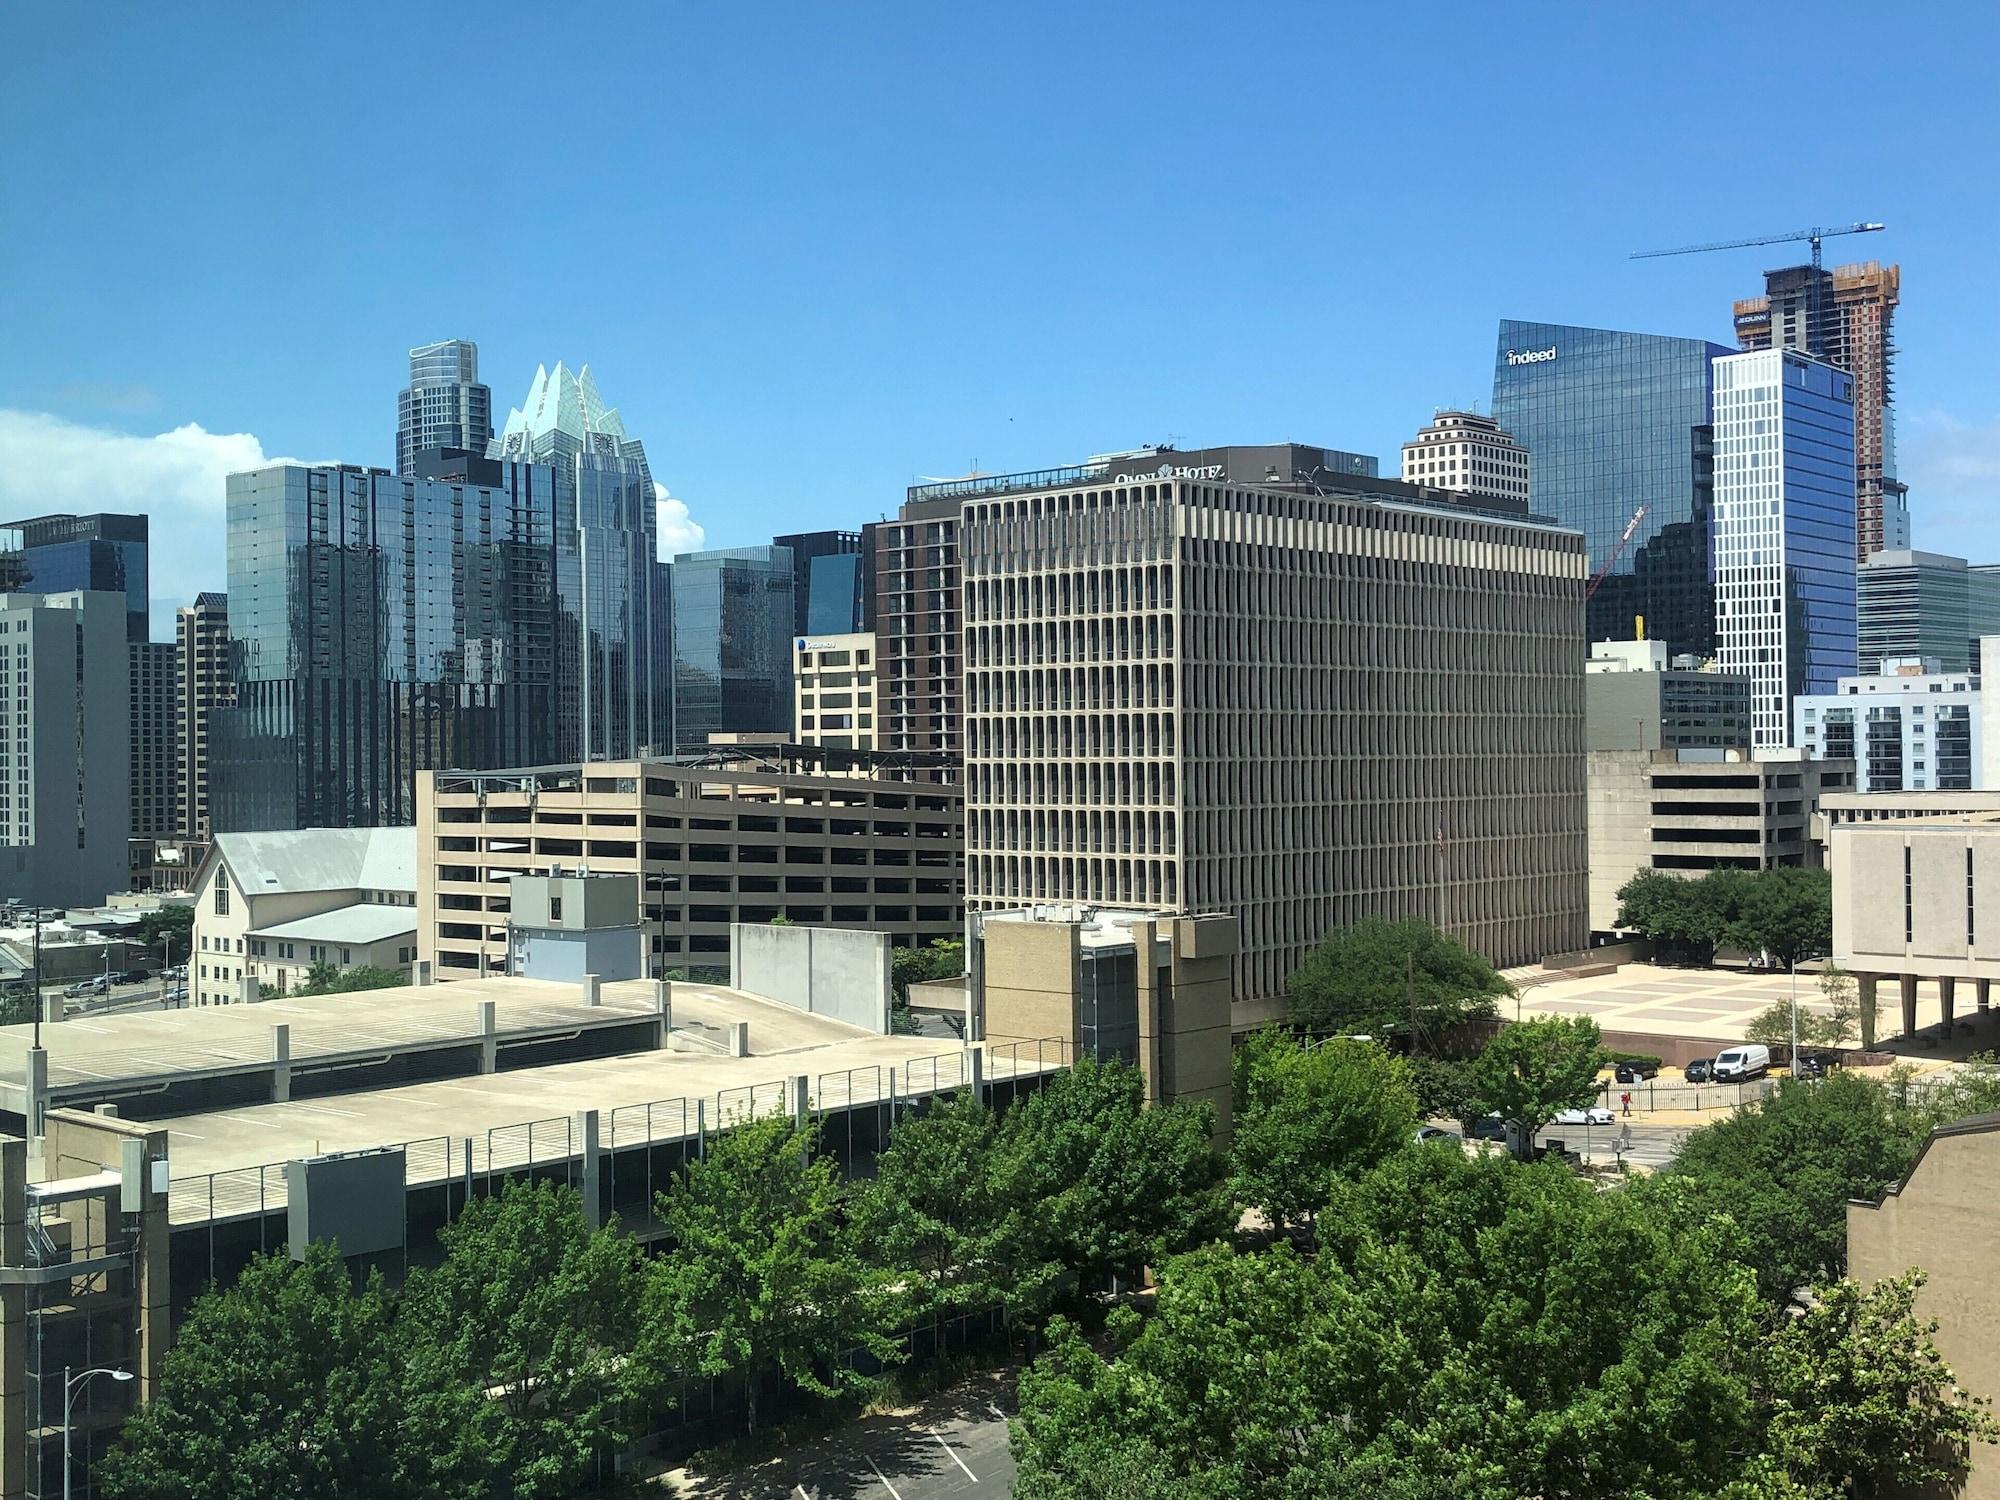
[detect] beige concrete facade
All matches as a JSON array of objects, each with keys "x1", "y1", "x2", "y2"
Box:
[
  {"x1": 1849, "y1": 1114, "x2": 2000, "y2": 1500},
  {"x1": 1590, "y1": 749, "x2": 1853, "y2": 934},
  {"x1": 419, "y1": 747, "x2": 962, "y2": 979},
  {"x1": 792, "y1": 632, "x2": 877, "y2": 751},
  {"x1": 961, "y1": 473, "x2": 1591, "y2": 1003}
]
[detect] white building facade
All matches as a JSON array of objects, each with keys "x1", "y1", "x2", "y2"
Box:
[
  {"x1": 1712, "y1": 348, "x2": 1858, "y2": 749},
  {"x1": 791, "y1": 632, "x2": 877, "y2": 750},
  {"x1": 1795, "y1": 658, "x2": 1991, "y2": 794},
  {"x1": 1399, "y1": 410, "x2": 1528, "y2": 505}
]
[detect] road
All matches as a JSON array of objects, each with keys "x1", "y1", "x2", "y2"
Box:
[
  {"x1": 667, "y1": 1377, "x2": 1015, "y2": 1500},
  {"x1": 38, "y1": 978, "x2": 181, "y2": 1016},
  {"x1": 1535, "y1": 1119, "x2": 1690, "y2": 1169}
]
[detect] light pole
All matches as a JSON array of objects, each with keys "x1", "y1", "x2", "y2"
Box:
[{"x1": 64, "y1": 1365, "x2": 133, "y2": 1500}]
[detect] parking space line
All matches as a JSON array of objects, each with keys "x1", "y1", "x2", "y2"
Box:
[
  {"x1": 864, "y1": 1453, "x2": 904, "y2": 1499},
  {"x1": 987, "y1": 1403, "x2": 1007, "y2": 1422},
  {"x1": 933, "y1": 1428, "x2": 978, "y2": 1481}
]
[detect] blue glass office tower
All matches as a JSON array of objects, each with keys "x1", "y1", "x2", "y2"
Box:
[
  {"x1": 774, "y1": 530, "x2": 866, "y2": 634},
  {"x1": 1493, "y1": 321, "x2": 1734, "y2": 660},
  {"x1": 671, "y1": 546, "x2": 796, "y2": 750},
  {"x1": 1712, "y1": 349, "x2": 1857, "y2": 746},
  {"x1": 1, "y1": 512, "x2": 149, "y2": 641},
  {"x1": 489, "y1": 362, "x2": 673, "y2": 763}
]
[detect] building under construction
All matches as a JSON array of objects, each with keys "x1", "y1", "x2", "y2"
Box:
[{"x1": 1734, "y1": 260, "x2": 1904, "y2": 562}]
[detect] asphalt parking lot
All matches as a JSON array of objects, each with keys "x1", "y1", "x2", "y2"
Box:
[{"x1": 667, "y1": 1379, "x2": 1015, "y2": 1500}]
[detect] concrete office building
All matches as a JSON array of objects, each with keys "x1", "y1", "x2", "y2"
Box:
[
  {"x1": 174, "y1": 592, "x2": 231, "y2": 839},
  {"x1": 418, "y1": 745, "x2": 962, "y2": 981},
  {"x1": 1796, "y1": 660, "x2": 1984, "y2": 793},
  {"x1": 793, "y1": 632, "x2": 876, "y2": 750},
  {"x1": 0, "y1": 591, "x2": 131, "y2": 908},
  {"x1": 960, "y1": 461, "x2": 1590, "y2": 1007},
  {"x1": 188, "y1": 828, "x2": 417, "y2": 1007},
  {"x1": 1399, "y1": 410, "x2": 1528, "y2": 505},
  {"x1": 1850, "y1": 1114, "x2": 2000, "y2": 1500},
  {"x1": 130, "y1": 640, "x2": 176, "y2": 842},
  {"x1": 1858, "y1": 550, "x2": 2000, "y2": 674},
  {"x1": 1588, "y1": 749, "x2": 1853, "y2": 935},
  {"x1": 1493, "y1": 320, "x2": 1734, "y2": 661},
  {"x1": 671, "y1": 546, "x2": 795, "y2": 750},
  {"x1": 773, "y1": 530, "x2": 867, "y2": 635},
  {"x1": 1736, "y1": 260, "x2": 1906, "y2": 559},
  {"x1": 1712, "y1": 348, "x2": 1858, "y2": 747},
  {"x1": 1585, "y1": 639, "x2": 1752, "y2": 752},
  {"x1": 396, "y1": 338, "x2": 493, "y2": 477}
]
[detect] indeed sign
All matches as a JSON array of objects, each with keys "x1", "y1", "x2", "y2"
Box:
[{"x1": 1506, "y1": 347, "x2": 1558, "y2": 367}]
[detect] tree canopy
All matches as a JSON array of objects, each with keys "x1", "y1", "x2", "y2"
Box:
[
  {"x1": 1615, "y1": 867, "x2": 1831, "y2": 969},
  {"x1": 137, "y1": 902, "x2": 195, "y2": 952},
  {"x1": 292, "y1": 962, "x2": 407, "y2": 997},
  {"x1": 1284, "y1": 917, "x2": 1508, "y2": 1039},
  {"x1": 1466, "y1": 1015, "x2": 1607, "y2": 1146},
  {"x1": 1231, "y1": 1031, "x2": 1416, "y2": 1232}
]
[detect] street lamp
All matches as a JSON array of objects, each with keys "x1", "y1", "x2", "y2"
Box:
[{"x1": 64, "y1": 1365, "x2": 133, "y2": 1500}]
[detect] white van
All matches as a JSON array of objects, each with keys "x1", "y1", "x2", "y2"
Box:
[{"x1": 1714, "y1": 1044, "x2": 1771, "y2": 1082}]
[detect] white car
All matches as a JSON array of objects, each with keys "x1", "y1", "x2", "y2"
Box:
[{"x1": 1553, "y1": 1106, "x2": 1615, "y2": 1126}]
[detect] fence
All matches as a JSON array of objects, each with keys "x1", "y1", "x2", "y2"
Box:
[{"x1": 1590, "y1": 1078, "x2": 1777, "y2": 1115}]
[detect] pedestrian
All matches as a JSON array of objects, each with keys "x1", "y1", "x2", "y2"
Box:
[{"x1": 1620, "y1": 1090, "x2": 1632, "y2": 1118}]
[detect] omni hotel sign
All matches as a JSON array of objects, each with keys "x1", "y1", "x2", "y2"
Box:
[
  {"x1": 1505, "y1": 346, "x2": 1559, "y2": 367},
  {"x1": 1114, "y1": 461, "x2": 1227, "y2": 483}
]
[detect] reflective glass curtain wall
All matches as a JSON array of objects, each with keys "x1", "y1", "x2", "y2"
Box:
[
  {"x1": 671, "y1": 546, "x2": 796, "y2": 750},
  {"x1": 1492, "y1": 321, "x2": 1734, "y2": 660}
]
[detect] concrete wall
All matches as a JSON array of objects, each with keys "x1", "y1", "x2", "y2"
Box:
[
  {"x1": 1836, "y1": 823, "x2": 2000, "y2": 983},
  {"x1": 729, "y1": 922, "x2": 891, "y2": 1034},
  {"x1": 510, "y1": 926, "x2": 645, "y2": 985},
  {"x1": 1850, "y1": 1120, "x2": 2000, "y2": 1500},
  {"x1": 1588, "y1": 751, "x2": 1653, "y2": 932},
  {"x1": 981, "y1": 921, "x2": 1080, "y2": 1048}
]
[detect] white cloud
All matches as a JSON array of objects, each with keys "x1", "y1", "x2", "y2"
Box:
[
  {"x1": 654, "y1": 481, "x2": 707, "y2": 557},
  {"x1": 0, "y1": 409, "x2": 311, "y2": 639}
]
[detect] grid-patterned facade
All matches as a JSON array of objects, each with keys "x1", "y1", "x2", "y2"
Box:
[
  {"x1": 129, "y1": 641, "x2": 176, "y2": 840},
  {"x1": 793, "y1": 632, "x2": 876, "y2": 750},
  {"x1": 175, "y1": 592, "x2": 232, "y2": 838},
  {"x1": 396, "y1": 339, "x2": 492, "y2": 478},
  {"x1": 1857, "y1": 551, "x2": 2000, "y2": 675},
  {"x1": 875, "y1": 495, "x2": 963, "y2": 756},
  {"x1": 962, "y1": 476, "x2": 1589, "y2": 1002},
  {"x1": 418, "y1": 748, "x2": 962, "y2": 980},
  {"x1": 1400, "y1": 410, "x2": 1529, "y2": 504}
]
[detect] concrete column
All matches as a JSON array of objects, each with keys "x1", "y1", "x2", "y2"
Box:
[
  {"x1": 695, "y1": 1098, "x2": 707, "y2": 1160},
  {"x1": 1980, "y1": 977, "x2": 1993, "y2": 1012},
  {"x1": 238, "y1": 973, "x2": 259, "y2": 1005},
  {"x1": 653, "y1": 979, "x2": 673, "y2": 1048},
  {"x1": 40, "y1": 992, "x2": 62, "y2": 1026},
  {"x1": 1941, "y1": 976, "x2": 1958, "y2": 1031},
  {"x1": 478, "y1": 999, "x2": 498, "y2": 1074},
  {"x1": 1900, "y1": 974, "x2": 1920, "y2": 1040},
  {"x1": 271, "y1": 1023, "x2": 292, "y2": 1104},
  {"x1": 575, "y1": 1110, "x2": 603, "y2": 1229},
  {"x1": 1, "y1": 1135, "x2": 27, "y2": 1500},
  {"x1": 725, "y1": 1021, "x2": 748, "y2": 1058},
  {"x1": 791, "y1": 1074, "x2": 810, "y2": 1124},
  {"x1": 415, "y1": 959, "x2": 433, "y2": 987},
  {"x1": 1858, "y1": 973, "x2": 1880, "y2": 1048},
  {"x1": 24, "y1": 1049, "x2": 47, "y2": 1141},
  {"x1": 968, "y1": 1044, "x2": 985, "y2": 1103},
  {"x1": 582, "y1": 973, "x2": 601, "y2": 1007}
]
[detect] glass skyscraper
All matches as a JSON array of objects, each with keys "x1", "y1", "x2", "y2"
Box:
[
  {"x1": 1712, "y1": 349, "x2": 1857, "y2": 746},
  {"x1": 1856, "y1": 550, "x2": 2000, "y2": 675},
  {"x1": 488, "y1": 361, "x2": 672, "y2": 763},
  {"x1": 774, "y1": 529, "x2": 866, "y2": 635},
  {"x1": 1492, "y1": 320, "x2": 1735, "y2": 660},
  {"x1": 396, "y1": 339, "x2": 492, "y2": 476},
  {"x1": 671, "y1": 546, "x2": 795, "y2": 750},
  {"x1": 0, "y1": 512, "x2": 150, "y2": 641}
]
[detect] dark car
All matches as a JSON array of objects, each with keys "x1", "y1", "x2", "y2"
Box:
[
  {"x1": 1463, "y1": 1114, "x2": 1509, "y2": 1142},
  {"x1": 1613, "y1": 1059, "x2": 1660, "y2": 1084},
  {"x1": 113, "y1": 968, "x2": 150, "y2": 985},
  {"x1": 1683, "y1": 1058, "x2": 1714, "y2": 1084},
  {"x1": 1793, "y1": 1052, "x2": 1829, "y2": 1080}
]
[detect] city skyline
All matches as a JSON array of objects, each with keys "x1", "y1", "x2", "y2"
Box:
[{"x1": 4, "y1": 4, "x2": 1998, "y2": 632}]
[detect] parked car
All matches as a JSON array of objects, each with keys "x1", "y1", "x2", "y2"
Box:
[
  {"x1": 113, "y1": 968, "x2": 149, "y2": 985},
  {"x1": 1414, "y1": 1125, "x2": 1461, "y2": 1146},
  {"x1": 163, "y1": 964, "x2": 187, "y2": 981},
  {"x1": 1714, "y1": 1044, "x2": 1772, "y2": 1083},
  {"x1": 162, "y1": 986, "x2": 187, "y2": 1006},
  {"x1": 1683, "y1": 1058, "x2": 1714, "y2": 1083},
  {"x1": 1463, "y1": 1114, "x2": 1509, "y2": 1142},
  {"x1": 63, "y1": 975, "x2": 109, "y2": 998},
  {"x1": 1613, "y1": 1059, "x2": 1660, "y2": 1084},
  {"x1": 1792, "y1": 1051, "x2": 1829, "y2": 1080},
  {"x1": 1554, "y1": 1105, "x2": 1616, "y2": 1126}
]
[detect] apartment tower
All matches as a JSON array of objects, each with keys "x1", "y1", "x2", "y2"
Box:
[
  {"x1": 396, "y1": 338, "x2": 493, "y2": 476},
  {"x1": 175, "y1": 592, "x2": 232, "y2": 838}
]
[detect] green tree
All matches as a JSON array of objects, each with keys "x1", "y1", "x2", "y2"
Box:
[
  {"x1": 994, "y1": 1057, "x2": 1229, "y2": 1325},
  {"x1": 291, "y1": 962, "x2": 407, "y2": 997},
  {"x1": 646, "y1": 1112, "x2": 899, "y2": 1434},
  {"x1": 1758, "y1": 1271, "x2": 1999, "y2": 1498},
  {"x1": 138, "y1": 902, "x2": 195, "y2": 954},
  {"x1": 1466, "y1": 1015, "x2": 1607, "y2": 1149},
  {"x1": 401, "y1": 1180, "x2": 644, "y2": 1499},
  {"x1": 890, "y1": 938, "x2": 962, "y2": 1036},
  {"x1": 1284, "y1": 917, "x2": 1508, "y2": 1040},
  {"x1": 1667, "y1": 1071, "x2": 1918, "y2": 1307},
  {"x1": 1614, "y1": 868, "x2": 1727, "y2": 963},
  {"x1": 1409, "y1": 1053, "x2": 1476, "y2": 1122},
  {"x1": 99, "y1": 1244, "x2": 478, "y2": 1500},
  {"x1": 1231, "y1": 1030, "x2": 1416, "y2": 1233},
  {"x1": 850, "y1": 1090, "x2": 1007, "y2": 1352},
  {"x1": 1744, "y1": 973, "x2": 1860, "y2": 1055},
  {"x1": 1725, "y1": 867, "x2": 1833, "y2": 970}
]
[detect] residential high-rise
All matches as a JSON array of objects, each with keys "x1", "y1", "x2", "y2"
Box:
[
  {"x1": 1399, "y1": 410, "x2": 1529, "y2": 505},
  {"x1": 1, "y1": 511, "x2": 150, "y2": 641},
  {"x1": 773, "y1": 530, "x2": 866, "y2": 635},
  {"x1": 213, "y1": 462, "x2": 568, "y2": 830},
  {"x1": 130, "y1": 640, "x2": 176, "y2": 840},
  {"x1": 1857, "y1": 550, "x2": 2000, "y2": 675},
  {"x1": 396, "y1": 339, "x2": 493, "y2": 476},
  {"x1": 1796, "y1": 662, "x2": 1980, "y2": 794},
  {"x1": 1735, "y1": 261, "x2": 1903, "y2": 560},
  {"x1": 0, "y1": 590, "x2": 131, "y2": 905},
  {"x1": 175, "y1": 591, "x2": 232, "y2": 838},
  {"x1": 875, "y1": 492, "x2": 965, "y2": 757},
  {"x1": 962, "y1": 466, "x2": 1589, "y2": 1006},
  {"x1": 1712, "y1": 348, "x2": 1858, "y2": 746},
  {"x1": 488, "y1": 361, "x2": 672, "y2": 762},
  {"x1": 1492, "y1": 321, "x2": 1734, "y2": 661},
  {"x1": 671, "y1": 546, "x2": 795, "y2": 749}
]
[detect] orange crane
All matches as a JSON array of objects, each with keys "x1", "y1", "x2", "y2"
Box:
[{"x1": 1585, "y1": 505, "x2": 1649, "y2": 601}]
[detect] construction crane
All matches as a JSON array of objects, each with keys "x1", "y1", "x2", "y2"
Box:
[
  {"x1": 1585, "y1": 505, "x2": 1649, "y2": 602},
  {"x1": 1630, "y1": 221, "x2": 1885, "y2": 358}
]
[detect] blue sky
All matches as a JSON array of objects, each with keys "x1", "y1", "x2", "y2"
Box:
[{"x1": 3, "y1": 2, "x2": 1996, "y2": 630}]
